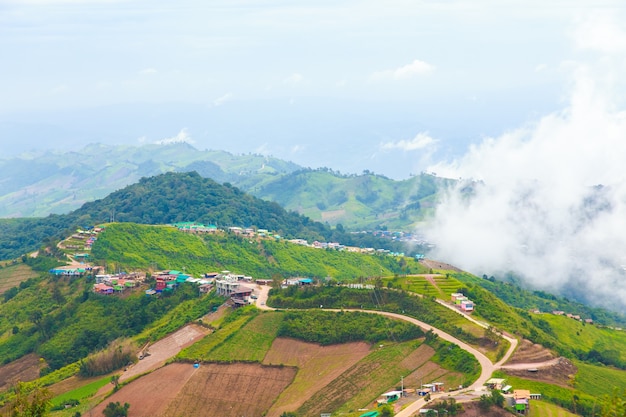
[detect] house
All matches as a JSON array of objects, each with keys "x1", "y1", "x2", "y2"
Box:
[
  {"x1": 377, "y1": 390, "x2": 402, "y2": 404},
  {"x1": 460, "y1": 300, "x2": 474, "y2": 312},
  {"x1": 93, "y1": 283, "x2": 114, "y2": 295},
  {"x1": 485, "y1": 378, "x2": 506, "y2": 390},
  {"x1": 199, "y1": 284, "x2": 213, "y2": 294},
  {"x1": 451, "y1": 293, "x2": 465, "y2": 302},
  {"x1": 513, "y1": 390, "x2": 531, "y2": 414}
]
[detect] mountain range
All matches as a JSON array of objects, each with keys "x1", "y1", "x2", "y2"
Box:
[{"x1": 0, "y1": 142, "x2": 451, "y2": 230}]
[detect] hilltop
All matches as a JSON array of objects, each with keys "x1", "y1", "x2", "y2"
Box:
[
  {"x1": 0, "y1": 171, "x2": 417, "y2": 260},
  {"x1": 0, "y1": 142, "x2": 450, "y2": 229}
]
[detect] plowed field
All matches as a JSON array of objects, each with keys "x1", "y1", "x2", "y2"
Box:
[{"x1": 90, "y1": 362, "x2": 296, "y2": 417}]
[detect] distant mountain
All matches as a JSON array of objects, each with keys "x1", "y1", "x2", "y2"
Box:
[
  {"x1": 0, "y1": 143, "x2": 454, "y2": 230},
  {"x1": 0, "y1": 172, "x2": 415, "y2": 260},
  {"x1": 0, "y1": 142, "x2": 300, "y2": 218}
]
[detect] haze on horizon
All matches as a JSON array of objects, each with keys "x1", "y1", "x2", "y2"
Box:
[{"x1": 4, "y1": 0, "x2": 626, "y2": 311}]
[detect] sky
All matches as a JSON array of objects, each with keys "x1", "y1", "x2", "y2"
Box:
[
  {"x1": 1, "y1": 0, "x2": 613, "y2": 178},
  {"x1": 4, "y1": 0, "x2": 626, "y2": 310}
]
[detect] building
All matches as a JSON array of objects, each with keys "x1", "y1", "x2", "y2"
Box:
[{"x1": 485, "y1": 378, "x2": 506, "y2": 390}]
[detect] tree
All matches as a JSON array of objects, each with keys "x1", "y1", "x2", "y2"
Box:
[
  {"x1": 379, "y1": 404, "x2": 395, "y2": 417},
  {"x1": 110, "y1": 375, "x2": 120, "y2": 391},
  {"x1": 6, "y1": 383, "x2": 52, "y2": 417},
  {"x1": 491, "y1": 389, "x2": 505, "y2": 408},
  {"x1": 102, "y1": 402, "x2": 130, "y2": 417},
  {"x1": 279, "y1": 413, "x2": 297, "y2": 417},
  {"x1": 479, "y1": 394, "x2": 493, "y2": 411}
]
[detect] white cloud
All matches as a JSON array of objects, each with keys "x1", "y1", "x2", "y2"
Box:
[
  {"x1": 371, "y1": 59, "x2": 435, "y2": 80},
  {"x1": 139, "y1": 68, "x2": 157, "y2": 75},
  {"x1": 213, "y1": 92, "x2": 233, "y2": 107},
  {"x1": 154, "y1": 128, "x2": 194, "y2": 145},
  {"x1": 380, "y1": 132, "x2": 437, "y2": 152},
  {"x1": 534, "y1": 63, "x2": 547, "y2": 72},
  {"x1": 284, "y1": 73, "x2": 304, "y2": 85},
  {"x1": 574, "y1": 12, "x2": 626, "y2": 53},
  {"x1": 425, "y1": 65, "x2": 626, "y2": 310}
]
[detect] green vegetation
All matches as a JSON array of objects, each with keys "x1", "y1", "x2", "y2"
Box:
[
  {"x1": 453, "y1": 271, "x2": 626, "y2": 327},
  {"x1": 573, "y1": 360, "x2": 626, "y2": 396},
  {"x1": 278, "y1": 310, "x2": 423, "y2": 345},
  {"x1": 0, "y1": 171, "x2": 421, "y2": 261},
  {"x1": 269, "y1": 286, "x2": 489, "y2": 350},
  {"x1": 49, "y1": 376, "x2": 110, "y2": 409},
  {"x1": 91, "y1": 223, "x2": 427, "y2": 280}
]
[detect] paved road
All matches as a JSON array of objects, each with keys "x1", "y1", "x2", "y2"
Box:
[{"x1": 253, "y1": 284, "x2": 518, "y2": 417}]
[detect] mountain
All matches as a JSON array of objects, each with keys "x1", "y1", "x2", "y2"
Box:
[
  {"x1": 0, "y1": 142, "x2": 300, "y2": 218},
  {"x1": 0, "y1": 171, "x2": 416, "y2": 260},
  {"x1": 0, "y1": 143, "x2": 451, "y2": 230}
]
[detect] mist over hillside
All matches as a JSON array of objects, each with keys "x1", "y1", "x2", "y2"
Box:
[{"x1": 426, "y1": 65, "x2": 626, "y2": 313}]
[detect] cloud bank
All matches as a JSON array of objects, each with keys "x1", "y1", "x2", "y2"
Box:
[{"x1": 425, "y1": 65, "x2": 626, "y2": 312}]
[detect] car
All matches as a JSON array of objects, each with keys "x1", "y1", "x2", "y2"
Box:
[
  {"x1": 260, "y1": 302, "x2": 265, "y2": 305},
  {"x1": 251, "y1": 295, "x2": 258, "y2": 299}
]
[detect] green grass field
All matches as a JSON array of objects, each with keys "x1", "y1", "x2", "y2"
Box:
[
  {"x1": 50, "y1": 376, "x2": 111, "y2": 408},
  {"x1": 0, "y1": 263, "x2": 38, "y2": 294},
  {"x1": 529, "y1": 399, "x2": 580, "y2": 417},
  {"x1": 541, "y1": 314, "x2": 626, "y2": 363},
  {"x1": 573, "y1": 360, "x2": 626, "y2": 396},
  {"x1": 208, "y1": 312, "x2": 283, "y2": 362}
]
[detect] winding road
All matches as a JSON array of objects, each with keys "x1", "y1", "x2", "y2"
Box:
[{"x1": 254, "y1": 285, "x2": 519, "y2": 417}]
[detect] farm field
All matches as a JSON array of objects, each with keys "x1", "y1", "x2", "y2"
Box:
[
  {"x1": 541, "y1": 314, "x2": 626, "y2": 363},
  {"x1": 208, "y1": 311, "x2": 283, "y2": 362},
  {"x1": 263, "y1": 338, "x2": 371, "y2": 417},
  {"x1": 121, "y1": 324, "x2": 208, "y2": 382},
  {"x1": 296, "y1": 340, "x2": 437, "y2": 416},
  {"x1": 573, "y1": 360, "x2": 626, "y2": 396},
  {"x1": 529, "y1": 400, "x2": 582, "y2": 417},
  {"x1": 90, "y1": 363, "x2": 197, "y2": 417},
  {"x1": 0, "y1": 353, "x2": 41, "y2": 391},
  {"x1": 0, "y1": 263, "x2": 38, "y2": 294}
]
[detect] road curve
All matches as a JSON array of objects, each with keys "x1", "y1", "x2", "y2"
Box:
[{"x1": 253, "y1": 284, "x2": 517, "y2": 416}]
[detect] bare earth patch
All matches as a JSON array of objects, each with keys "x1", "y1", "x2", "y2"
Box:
[
  {"x1": 263, "y1": 338, "x2": 371, "y2": 417},
  {"x1": 503, "y1": 357, "x2": 577, "y2": 388},
  {"x1": 120, "y1": 324, "x2": 208, "y2": 382},
  {"x1": 90, "y1": 363, "x2": 197, "y2": 417},
  {"x1": 0, "y1": 353, "x2": 42, "y2": 391},
  {"x1": 505, "y1": 339, "x2": 556, "y2": 365},
  {"x1": 421, "y1": 259, "x2": 462, "y2": 272},
  {"x1": 160, "y1": 363, "x2": 296, "y2": 417}
]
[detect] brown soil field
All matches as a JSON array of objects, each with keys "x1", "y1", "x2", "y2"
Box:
[
  {"x1": 0, "y1": 264, "x2": 38, "y2": 294},
  {"x1": 421, "y1": 259, "x2": 462, "y2": 272},
  {"x1": 263, "y1": 338, "x2": 371, "y2": 417},
  {"x1": 400, "y1": 343, "x2": 435, "y2": 369},
  {"x1": 90, "y1": 363, "x2": 197, "y2": 417},
  {"x1": 160, "y1": 363, "x2": 297, "y2": 417},
  {"x1": 0, "y1": 353, "x2": 41, "y2": 391},
  {"x1": 506, "y1": 339, "x2": 555, "y2": 364},
  {"x1": 120, "y1": 324, "x2": 208, "y2": 382},
  {"x1": 91, "y1": 362, "x2": 296, "y2": 417},
  {"x1": 503, "y1": 357, "x2": 577, "y2": 388}
]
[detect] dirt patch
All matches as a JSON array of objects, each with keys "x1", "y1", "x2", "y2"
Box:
[
  {"x1": 90, "y1": 363, "x2": 197, "y2": 417},
  {"x1": 0, "y1": 354, "x2": 42, "y2": 391},
  {"x1": 0, "y1": 264, "x2": 38, "y2": 294},
  {"x1": 421, "y1": 259, "x2": 462, "y2": 272},
  {"x1": 263, "y1": 338, "x2": 371, "y2": 417},
  {"x1": 448, "y1": 401, "x2": 515, "y2": 417},
  {"x1": 400, "y1": 343, "x2": 434, "y2": 369},
  {"x1": 503, "y1": 357, "x2": 577, "y2": 388},
  {"x1": 120, "y1": 324, "x2": 208, "y2": 382},
  {"x1": 321, "y1": 210, "x2": 346, "y2": 221},
  {"x1": 160, "y1": 363, "x2": 296, "y2": 417},
  {"x1": 506, "y1": 339, "x2": 556, "y2": 365}
]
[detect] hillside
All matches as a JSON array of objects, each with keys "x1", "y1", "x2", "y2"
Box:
[
  {"x1": 0, "y1": 171, "x2": 415, "y2": 260},
  {"x1": 0, "y1": 143, "x2": 451, "y2": 230}
]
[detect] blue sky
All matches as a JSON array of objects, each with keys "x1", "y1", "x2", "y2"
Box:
[{"x1": 1, "y1": 0, "x2": 624, "y2": 178}]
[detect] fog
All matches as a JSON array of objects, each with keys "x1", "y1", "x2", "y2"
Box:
[{"x1": 425, "y1": 25, "x2": 626, "y2": 312}]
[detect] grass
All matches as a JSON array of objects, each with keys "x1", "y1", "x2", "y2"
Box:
[
  {"x1": 540, "y1": 314, "x2": 626, "y2": 363},
  {"x1": 529, "y1": 400, "x2": 580, "y2": 417},
  {"x1": 208, "y1": 312, "x2": 283, "y2": 362},
  {"x1": 573, "y1": 360, "x2": 626, "y2": 397},
  {"x1": 50, "y1": 376, "x2": 111, "y2": 408},
  {"x1": 177, "y1": 310, "x2": 258, "y2": 362},
  {"x1": 0, "y1": 263, "x2": 38, "y2": 293}
]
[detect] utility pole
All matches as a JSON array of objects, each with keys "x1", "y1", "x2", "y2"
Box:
[{"x1": 401, "y1": 375, "x2": 404, "y2": 396}]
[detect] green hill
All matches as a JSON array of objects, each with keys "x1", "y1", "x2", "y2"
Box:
[{"x1": 0, "y1": 171, "x2": 415, "y2": 260}]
